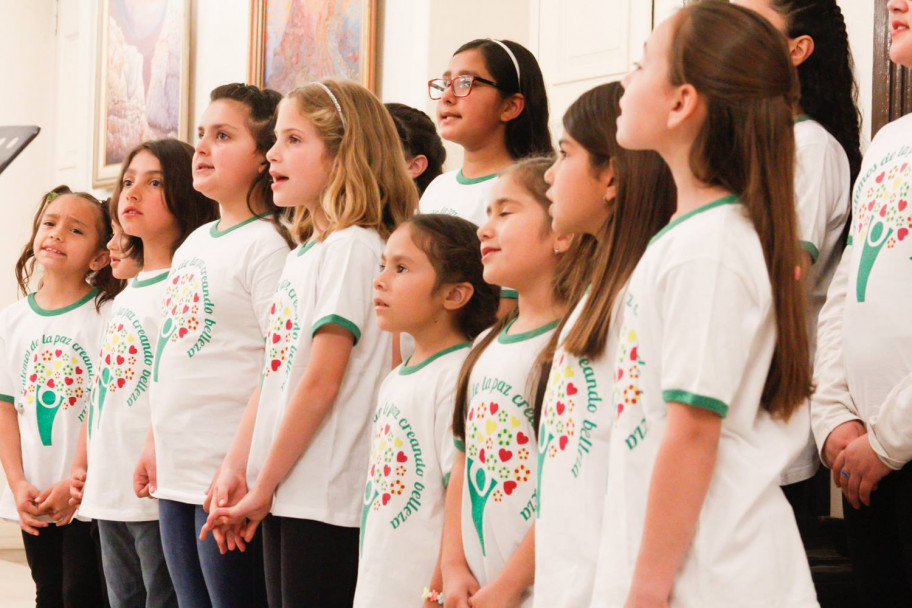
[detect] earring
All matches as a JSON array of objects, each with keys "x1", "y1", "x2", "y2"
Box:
[{"x1": 554, "y1": 247, "x2": 561, "y2": 255}]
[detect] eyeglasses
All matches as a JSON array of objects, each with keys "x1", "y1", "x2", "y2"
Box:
[{"x1": 427, "y1": 75, "x2": 500, "y2": 100}]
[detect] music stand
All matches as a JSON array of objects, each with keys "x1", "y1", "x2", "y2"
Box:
[{"x1": 0, "y1": 126, "x2": 40, "y2": 175}]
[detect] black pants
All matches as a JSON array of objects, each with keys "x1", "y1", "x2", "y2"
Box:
[
  {"x1": 21, "y1": 519, "x2": 106, "y2": 608},
  {"x1": 843, "y1": 464, "x2": 912, "y2": 607},
  {"x1": 262, "y1": 515, "x2": 358, "y2": 608}
]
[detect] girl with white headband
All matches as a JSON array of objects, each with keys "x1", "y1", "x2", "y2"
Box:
[
  {"x1": 421, "y1": 39, "x2": 553, "y2": 307},
  {"x1": 201, "y1": 79, "x2": 417, "y2": 607}
]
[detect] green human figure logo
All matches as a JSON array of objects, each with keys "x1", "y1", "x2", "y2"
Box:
[
  {"x1": 464, "y1": 399, "x2": 532, "y2": 556},
  {"x1": 852, "y1": 159, "x2": 912, "y2": 302}
]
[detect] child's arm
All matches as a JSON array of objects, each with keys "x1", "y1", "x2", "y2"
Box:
[
  {"x1": 440, "y1": 451, "x2": 479, "y2": 608},
  {"x1": 69, "y1": 417, "x2": 88, "y2": 507},
  {"x1": 206, "y1": 325, "x2": 354, "y2": 541},
  {"x1": 0, "y1": 401, "x2": 45, "y2": 535},
  {"x1": 467, "y1": 525, "x2": 534, "y2": 608},
  {"x1": 625, "y1": 403, "x2": 721, "y2": 608}
]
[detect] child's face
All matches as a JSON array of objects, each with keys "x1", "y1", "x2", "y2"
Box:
[
  {"x1": 373, "y1": 225, "x2": 447, "y2": 334},
  {"x1": 106, "y1": 222, "x2": 141, "y2": 280},
  {"x1": 618, "y1": 18, "x2": 679, "y2": 152},
  {"x1": 33, "y1": 195, "x2": 109, "y2": 277},
  {"x1": 119, "y1": 151, "x2": 178, "y2": 245},
  {"x1": 193, "y1": 99, "x2": 266, "y2": 205},
  {"x1": 477, "y1": 174, "x2": 559, "y2": 293},
  {"x1": 437, "y1": 49, "x2": 508, "y2": 148},
  {"x1": 267, "y1": 100, "x2": 332, "y2": 210},
  {"x1": 546, "y1": 133, "x2": 613, "y2": 236},
  {"x1": 889, "y1": 0, "x2": 912, "y2": 68}
]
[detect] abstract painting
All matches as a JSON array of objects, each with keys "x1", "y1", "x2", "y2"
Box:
[
  {"x1": 248, "y1": 0, "x2": 376, "y2": 94},
  {"x1": 93, "y1": 0, "x2": 189, "y2": 187}
]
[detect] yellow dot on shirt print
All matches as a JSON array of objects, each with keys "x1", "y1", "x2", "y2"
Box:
[{"x1": 564, "y1": 366, "x2": 573, "y2": 378}]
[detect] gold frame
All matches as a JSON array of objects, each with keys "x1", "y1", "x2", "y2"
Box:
[
  {"x1": 247, "y1": 0, "x2": 377, "y2": 92},
  {"x1": 92, "y1": 0, "x2": 191, "y2": 188}
]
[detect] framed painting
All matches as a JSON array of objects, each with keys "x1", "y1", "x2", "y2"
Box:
[
  {"x1": 248, "y1": 0, "x2": 377, "y2": 94},
  {"x1": 93, "y1": 0, "x2": 191, "y2": 188}
]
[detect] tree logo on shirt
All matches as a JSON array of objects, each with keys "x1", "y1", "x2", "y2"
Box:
[
  {"x1": 262, "y1": 279, "x2": 300, "y2": 388},
  {"x1": 360, "y1": 402, "x2": 427, "y2": 552},
  {"x1": 89, "y1": 307, "x2": 154, "y2": 437},
  {"x1": 464, "y1": 397, "x2": 533, "y2": 555},
  {"x1": 852, "y1": 155, "x2": 912, "y2": 302},
  {"x1": 154, "y1": 258, "x2": 214, "y2": 381},
  {"x1": 19, "y1": 338, "x2": 94, "y2": 446}
]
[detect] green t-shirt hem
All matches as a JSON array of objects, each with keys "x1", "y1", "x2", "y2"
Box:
[
  {"x1": 800, "y1": 241, "x2": 820, "y2": 263},
  {"x1": 454, "y1": 437, "x2": 466, "y2": 452}
]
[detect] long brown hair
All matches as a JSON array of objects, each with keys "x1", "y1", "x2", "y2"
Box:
[
  {"x1": 452, "y1": 157, "x2": 589, "y2": 441},
  {"x1": 669, "y1": 2, "x2": 812, "y2": 419},
  {"x1": 209, "y1": 83, "x2": 294, "y2": 247},
  {"x1": 16, "y1": 186, "x2": 123, "y2": 309},
  {"x1": 286, "y1": 79, "x2": 418, "y2": 242},
  {"x1": 111, "y1": 139, "x2": 219, "y2": 264},
  {"x1": 561, "y1": 82, "x2": 676, "y2": 359}
]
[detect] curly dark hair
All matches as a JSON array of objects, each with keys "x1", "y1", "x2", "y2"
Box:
[
  {"x1": 385, "y1": 103, "x2": 446, "y2": 196},
  {"x1": 773, "y1": 0, "x2": 862, "y2": 183}
]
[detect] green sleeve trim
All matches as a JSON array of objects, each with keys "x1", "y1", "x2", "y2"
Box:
[
  {"x1": 795, "y1": 114, "x2": 812, "y2": 124},
  {"x1": 0, "y1": 394, "x2": 14, "y2": 404},
  {"x1": 312, "y1": 314, "x2": 361, "y2": 345},
  {"x1": 454, "y1": 438, "x2": 466, "y2": 452},
  {"x1": 846, "y1": 235, "x2": 854, "y2": 246},
  {"x1": 500, "y1": 288, "x2": 519, "y2": 299},
  {"x1": 209, "y1": 213, "x2": 268, "y2": 238},
  {"x1": 663, "y1": 389, "x2": 729, "y2": 418},
  {"x1": 800, "y1": 241, "x2": 820, "y2": 263},
  {"x1": 28, "y1": 289, "x2": 98, "y2": 317},
  {"x1": 456, "y1": 169, "x2": 498, "y2": 185},
  {"x1": 442, "y1": 472, "x2": 451, "y2": 488}
]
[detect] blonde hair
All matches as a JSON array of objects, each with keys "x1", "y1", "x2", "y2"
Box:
[{"x1": 285, "y1": 79, "x2": 418, "y2": 242}]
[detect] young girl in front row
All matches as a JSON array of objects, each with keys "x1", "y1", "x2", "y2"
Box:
[
  {"x1": 590, "y1": 4, "x2": 817, "y2": 606},
  {"x1": 138, "y1": 84, "x2": 292, "y2": 607},
  {"x1": 77, "y1": 139, "x2": 218, "y2": 608},
  {"x1": 0, "y1": 186, "x2": 120, "y2": 607},
  {"x1": 202, "y1": 79, "x2": 417, "y2": 607},
  {"x1": 354, "y1": 214, "x2": 498, "y2": 608},
  {"x1": 534, "y1": 82, "x2": 675, "y2": 608},
  {"x1": 440, "y1": 158, "x2": 578, "y2": 608}
]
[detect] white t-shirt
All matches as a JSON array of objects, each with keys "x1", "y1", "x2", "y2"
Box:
[
  {"x1": 353, "y1": 342, "x2": 470, "y2": 608},
  {"x1": 534, "y1": 293, "x2": 617, "y2": 608},
  {"x1": 811, "y1": 113, "x2": 912, "y2": 464},
  {"x1": 151, "y1": 216, "x2": 289, "y2": 504},
  {"x1": 459, "y1": 319, "x2": 556, "y2": 608},
  {"x1": 419, "y1": 169, "x2": 498, "y2": 228},
  {"x1": 590, "y1": 197, "x2": 818, "y2": 608},
  {"x1": 781, "y1": 117, "x2": 852, "y2": 485},
  {"x1": 80, "y1": 270, "x2": 169, "y2": 521},
  {"x1": 247, "y1": 226, "x2": 391, "y2": 526},
  {"x1": 0, "y1": 290, "x2": 110, "y2": 522}
]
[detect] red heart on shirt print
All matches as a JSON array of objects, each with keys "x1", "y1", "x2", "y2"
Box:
[
  {"x1": 383, "y1": 465, "x2": 391, "y2": 477},
  {"x1": 382, "y1": 493, "x2": 391, "y2": 506},
  {"x1": 172, "y1": 276, "x2": 179, "y2": 284},
  {"x1": 47, "y1": 379, "x2": 55, "y2": 388},
  {"x1": 384, "y1": 424, "x2": 390, "y2": 435},
  {"x1": 29, "y1": 374, "x2": 37, "y2": 382},
  {"x1": 64, "y1": 377, "x2": 73, "y2": 386},
  {"x1": 566, "y1": 383, "x2": 578, "y2": 396},
  {"x1": 499, "y1": 449, "x2": 512, "y2": 462},
  {"x1": 272, "y1": 333, "x2": 281, "y2": 344},
  {"x1": 517, "y1": 432, "x2": 529, "y2": 445},
  {"x1": 117, "y1": 324, "x2": 124, "y2": 332},
  {"x1": 68, "y1": 397, "x2": 76, "y2": 406},
  {"x1": 116, "y1": 356, "x2": 124, "y2": 365},
  {"x1": 556, "y1": 401, "x2": 565, "y2": 415},
  {"x1": 503, "y1": 481, "x2": 517, "y2": 495},
  {"x1": 616, "y1": 369, "x2": 624, "y2": 381},
  {"x1": 559, "y1": 435, "x2": 569, "y2": 450},
  {"x1": 900, "y1": 199, "x2": 908, "y2": 212},
  {"x1": 880, "y1": 205, "x2": 888, "y2": 218},
  {"x1": 899, "y1": 228, "x2": 909, "y2": 241},
  {"x1": 630, "y1": 347, "x2": 639, "y2": 362},
  {"x1": 75, "y1": 367, "x2": 83, "y2": 375},
  {"x1": 271, "y1": 359, "x2": 281, "y2": 372},
  {"x1": 105, "y1": 355, "x2": 112, "y2": 365},
  {"x1": 396, "y1": 451, "x2": 407, "y2": 463},
  {"x1": 178, "y1": 328, "x2": 188, "y2": 338},
  {"x1": 617, "y1": 404, "x2": 624, "y2": 416},
  {"x1": 876, "y1": 171, "x2": 885, "y2": 183},
  {"x1": 182, "y1": 305, "x2": 189, "y2": 314},
  {"x1": 54, "y1": 350, "x2": 61, "y2": 358},
  {"x1": 490, "y1": 403, "x2": 498, "y2": 415},
  {"x1": 193, "y1": 294, "x2": 200, "y2": 303},
  {"x1": 479, "y1": 449, "x2": 486, "y2": 464},
  {"x1": 117, "y1": 378, "x2": 125, "y2": 388},
  {"x1": 129, "y1": 345, "x2": 137, "y2": 355},
  {"x1": 285, "y1": 319, "x2": 292, "y2": 331}
]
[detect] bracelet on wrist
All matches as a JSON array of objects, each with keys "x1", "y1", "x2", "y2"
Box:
[{"x1": 422, "y1": 587, "x2": 444, "y2": 605}]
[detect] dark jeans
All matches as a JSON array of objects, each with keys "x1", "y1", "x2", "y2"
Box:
[
  {"x1": 843, "y1": 463, "x2": 912, "y2": 607},
  {"x1": 157, "y1": 499, "x2": 266, "y2": 608},
  {"x1": 262, "y1": 515, "x2": 359, "y2": 608},
  {"x1": 97, "y1": 519, "x2": 177, "y2": 608},
  {"x1": 21, "y1": 519, "x2": 106, "y2": 608}
]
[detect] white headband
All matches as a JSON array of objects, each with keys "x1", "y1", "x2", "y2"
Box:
[
  {"x1": 487, "y1": 38, "x2": 521, "y2": 91},
  {"x1": 313, "y1": 81, "x2": 346, "y2": 128}
]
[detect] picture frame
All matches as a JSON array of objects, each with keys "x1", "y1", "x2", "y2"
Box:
[
  {"x1": 93, "y1": 0, "x2": 191, "y2": 188},
  {"x1": 247, "y1": 0, "x2": 377, "y2": 94}
]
